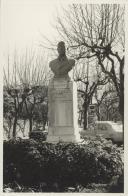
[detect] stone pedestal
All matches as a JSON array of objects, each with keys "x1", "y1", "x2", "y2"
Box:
[{"x1": 47, "y1": 77, "x2": 81, "y2": 143}]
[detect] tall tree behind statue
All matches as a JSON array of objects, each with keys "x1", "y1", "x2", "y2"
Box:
[{"x1": 55, "y1": 4, "x2": 124, "y2": 122}]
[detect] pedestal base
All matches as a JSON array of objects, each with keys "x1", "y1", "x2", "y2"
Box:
[
  {"x1": 47, "y1": 128, "x2": 81, "y2": 143},
  {"x1": 47, "y1": 78, "x2": 81, "y2": 143}
]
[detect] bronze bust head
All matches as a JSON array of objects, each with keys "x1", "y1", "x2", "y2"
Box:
[{"x1": 49, "y1": 41, "x2": 75, "y2": 78}]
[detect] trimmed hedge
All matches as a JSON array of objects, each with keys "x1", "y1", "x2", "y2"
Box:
[{"x1": 3, "y1": 136, "x2": 123, "y2": 191}]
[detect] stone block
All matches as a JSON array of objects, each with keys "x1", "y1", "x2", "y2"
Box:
[{"x1": 47, "y1": 78, "x2": 81, "y2": 143}]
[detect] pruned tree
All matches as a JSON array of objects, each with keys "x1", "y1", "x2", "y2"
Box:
[
  {"x1": 101, "y1": 94, "x2": 120, "y2": 121},
  {"x1": 3, "y1": 50, "x2": 50, "y2": 138},
  {"x1": 74, "y1": 59, "x2": 108, "y2": 129},
  {"x1": 94, "y1": 80, "x2": 119, "y2": 121},
  {"x1": 23, "y1": 85, "x2": 48, "y2": 132},
  {"x1": 3, "y1": 88, "x2": 14, "y2": 139},
  {"x1": 3, "y1": 82, "x2": 28, "y2": 138},
  {"x1": 55, "y1": 4, "x2": 124, "y2": 121}
]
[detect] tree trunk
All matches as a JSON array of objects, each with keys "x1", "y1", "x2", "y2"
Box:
[
  {"x1": 97, "y1": 105, "x2": 100, "y2": 121},
  {"x1": 119, "y1": 80, "x2": 124, "y2": 121},
  {"x1": 8, "y1": 118, "x2": 12, "y2": 139},
  {"x1": 119, "y1": 65, "x2": 124, "y2": 143},
  {"x1": 12, "y1": 116, "x2": 17, "y2": 138},
  {"x1": 119, "y1": 96, "x2": 124, "y2": 119},
  {"x1": 83, "y1": 103, "x2": 88, "y2": 130},
  {"x1": 106, "y1": 108, "x2": 109, "y2": 121},
  {"x1": 119, "y1": 58, "x2": 124, "y2": 121},
  {"x1": 29, "y1": 117, "x2": 33, "y2": 133}
]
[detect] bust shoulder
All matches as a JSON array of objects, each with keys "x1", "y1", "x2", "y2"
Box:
[
  {"x1": 49, "y1": 59, "x2": 58, "y2": 68},
  {"x1": 68, "y1": 58, "x2": 75, "y2": 66}
]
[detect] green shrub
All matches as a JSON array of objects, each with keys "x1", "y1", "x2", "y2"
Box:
[
  {"x1": 108, "y1": 172, "x2": 124, "y2": 192},
  {"x1": 3, "y1": 136, "x2": 123, "y2": 191},
  {"x1": 29, "y1": 130, "x2": 48, "y2": 141}
]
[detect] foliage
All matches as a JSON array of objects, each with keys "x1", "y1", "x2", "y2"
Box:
[
  {"x1": 3, "y1": 136, "x2": 123, "y2": 192},
  {"x1": 3, "y1": 84, "x2": 48, "y2": 138},
  {"x1": 108, "y1": 172, "x2": 124, "y2": 192},
  {"x1": 29, "y1": 130, "x2": 48, "y2": 141},
  {"x1": 94, "y1": 82, "x2": 121, "y2": 121}
]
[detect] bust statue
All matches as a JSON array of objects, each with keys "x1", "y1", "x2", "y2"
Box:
[{"x1": 49, "y1": 41, "x2": 75, "y2": 78}]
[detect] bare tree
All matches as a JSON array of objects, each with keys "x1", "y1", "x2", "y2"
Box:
[
  {"x1": 55, "y1": 4, "x2": 124, "y2": 121},
  {"x1": 3, "y1": 50, "x2": 50, "y2": 138},
  {"x1": 94, "y1": 81, "x2": 118, "y2": 121},
  {"x1": 23, "y1": 85, "x2": 48, "y2": 133},
  {"x1": 74, "y1": 59, "x2": 108, "y2": 129},
  {"x1": 101, "y1": 95, "x2": 120, "y2": 121}
]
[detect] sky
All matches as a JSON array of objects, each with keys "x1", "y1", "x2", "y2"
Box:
[
  {"x1": 1, "y1": 0, "x2": 64, "y2": 67},
  {"x1": 1, "y1": 0, "x2": 127, "y2": 80},
  {"x1": 1, "y1": 1, "x2": 126, "y2": 63},
  {"x1": 1, "y1": 0, "x2": 58, "y2": 50}
]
